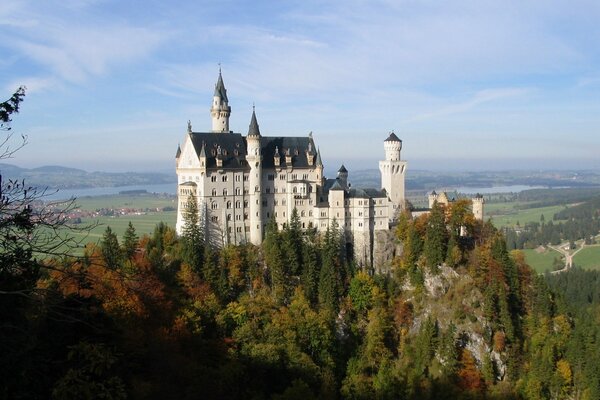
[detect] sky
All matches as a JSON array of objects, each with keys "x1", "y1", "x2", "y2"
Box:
[{"x1": 1, "y1": 0, "x2": 600, "y2": 173}]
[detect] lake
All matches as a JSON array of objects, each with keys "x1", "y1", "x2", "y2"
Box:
[{"x1": 454, "y1": 185, "x2": 545, "y2": 194}]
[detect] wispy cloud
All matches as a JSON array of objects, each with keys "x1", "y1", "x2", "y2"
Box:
[{"x1": 407, "y1": 88, "x2": 531, "y2": 122}]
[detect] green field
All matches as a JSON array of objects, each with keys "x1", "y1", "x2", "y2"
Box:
[
  {"x1": 485, "y1": 202, "x2": 566, "y2": 228},
  {"x1": 71, "y1": 194, "x2": 177, "y2": 211},
  {"x1": 520, "y1": 248, "x2": 563, "y2": 274},
  {"x1": 573, "y1": 246, "x2": 600, "y2": 271}
]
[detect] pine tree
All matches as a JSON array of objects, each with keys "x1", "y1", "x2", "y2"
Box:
[
  {"x1": 424, "y1": 201, "x2": 448, "y2": 271},
  {"x1": 100, "y1": 226, "x2": 121, "y2": 269},
  {"x1": 181, "y1": 193, "x2": 204, "y2": 272},
  {"x1": 121, "y1": 221, "x2": 138, "y2": 259},
  {"x1": 318, "y1": 225, "x2": 342, "y2": 312}
]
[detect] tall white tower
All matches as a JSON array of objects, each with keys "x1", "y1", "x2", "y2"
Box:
[
  {"x1": 246, "y1": 107, "x2": 263, "y2": 244},
  {"x1": 472, "y1": 194, "x2": 485, "y2": 221},
  {"x1": 379, "y1": 132, "x2": 407, "y2": 220},
  {"x1": 210, "y1": 69, "x2": 231, "y2": 132}
]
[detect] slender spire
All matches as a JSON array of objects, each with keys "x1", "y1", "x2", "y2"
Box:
[
  {"x1": 199, "y1": 142, "x2": 206, "y2": 158},
  {"x1": 316, "y1": 148, "x2": 323, "y2": 167},
  {"x1": 214, "y1": 68, "x2": 228, "y2": 102},
  {"x1": 175, "y1": 143, "x2": 181, "y2": 159},
  {"x1": 248, "y1": 107, "x2": 261, "y2": 136}
]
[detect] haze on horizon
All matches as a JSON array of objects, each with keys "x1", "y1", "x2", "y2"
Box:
[{"x1": 1, "y1": 0, "x2": 600, "y2": 173}]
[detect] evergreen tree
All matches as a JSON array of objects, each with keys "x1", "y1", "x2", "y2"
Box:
[
  {"x1": 121, "y1": 221, "x2": 138, "y2": 260},
  {"x1": 181, "y1": 193, "x2": 204, "y2": 272},
  {"x1": 264, "y1": 216, "x2": 290, "y2": 303},
  {"x1": 424, "y1": 201, "x2": 448, "y2": 270},
  {"x1": 318, "y1": 225, "x2": 342, "y2": 312},
  {"x1": 100, "y1": 226, "x2": 121, "y2": 269}
]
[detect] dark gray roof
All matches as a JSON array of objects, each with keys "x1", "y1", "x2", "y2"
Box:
[
  {"x1": 323, "y1": 178, "x2": 338, "y2": 193},
  {"x1": 260, "y1": 136, "x2": 317, "y2": 169},
  {"x1": 431, "y1": 190, "x2": 437, "y2": 195},
  {"x1": 338, "y1": 164, "x2": 348, "y2": 173},
  {"x1": 329, "y1": 180, "x2": 344, "y2": 191},
  {"x1": 316, "y1": 148, "x2": 323, "y2": 167},
  {"x1": 384, "y1": 132, "x2": 401, "y2": 142},
  {"x1": 214, "y1": 72, "x2": 228, "y2": 102},
  {"x1": 348, "y1": 188, "x2": 386, "y2": 199},
  {"x1": 188, "y1": 131, "x2": 319, "y2": 170},
  {"x1": 175, "y1": 144, "x2": 181, "y2": 158},
  {"x1": 248, "y1": 109, "x2": 261, "y2": 136},
  {"x1": 189, "y1": 132, "x2": 249, "y2": 170}
]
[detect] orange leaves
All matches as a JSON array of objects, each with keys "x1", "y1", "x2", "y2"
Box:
[{"x1": 457, "y1": 349, "x2": 485, "y2": 391}]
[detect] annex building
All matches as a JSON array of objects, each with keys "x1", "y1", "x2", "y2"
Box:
[{"x1": 176, "y1": 71, "x2": 406, "y2": 267}]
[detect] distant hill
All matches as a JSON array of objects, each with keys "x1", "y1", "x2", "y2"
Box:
[{"x1": 0, "y1": 163, "x2": 176, "y2": 190}]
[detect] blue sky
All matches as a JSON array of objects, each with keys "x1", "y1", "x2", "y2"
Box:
[{"x1": 1, "y1": 0, "x2": 600, "y2": 173}]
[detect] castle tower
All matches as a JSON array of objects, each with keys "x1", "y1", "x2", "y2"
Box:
[
  {"x1": 246, "y1": 107, "x2": 263, "y2": 244},
  {"x1": 210, "y1": 69, "x2": 231, "y2": 132},
  {"x1": 337, "y1": 165, "x2": 348, "y2": 189},
  {"x1": 379, "y1": 132, "x2": 407, "y2": 219},
  {"x1": 472, "y1": 193, "x2": 485, "y2": 221},
  {"x1": 428, "y1": 190, "x2": 438, "y2": 208}
]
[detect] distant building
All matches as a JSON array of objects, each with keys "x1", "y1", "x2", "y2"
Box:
[
  {"x1": 427, "y1": 190, "x2": 485, "y2": 220},
  {"x1": 175, "y1": 70, "x2": 407, "y2": 266}
]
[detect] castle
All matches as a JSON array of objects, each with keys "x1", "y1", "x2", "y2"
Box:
[{"x1": 175, "y1": 71, "x2": 406, "y2": 267}]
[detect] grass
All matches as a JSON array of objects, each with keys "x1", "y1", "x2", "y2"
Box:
[
  {"x1": 573, "y1": 246, "x2": 600, "y2": 271},
  {"x1": 71, "y1": 194, "x2": 177, "y2": 211},
  {"x1": 485, "y1": 202, "x2": 566, "y2": 228},
  {"x1": 71, "y1": 211, "x2": 177, "y2": 244},
  {"x1": 520, "y1": 248, "x2": 563, "y2": 274}
]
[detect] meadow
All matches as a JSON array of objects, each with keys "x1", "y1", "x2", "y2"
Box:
[
  {"x1": 519, "y1": 248, "x2": 563, "y2": 274},
  {"x1": 484, "y1": 201, "x2": 566, "y2": 228},
  {"x1": 573, "y1": 246, "x2": 600, "y2": 271}
]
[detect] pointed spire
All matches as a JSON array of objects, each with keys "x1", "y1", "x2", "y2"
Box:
[
  {"x1": 316, "y1": 148, "x2": 323, "y2": 167},
  {"x1": 199, "y1": 141, "x2": 206, "y2": 158},
  {"x1": 175, "y1": 143, "x2": 181, "y2": 159},
  {"x1": 248, "y1": 106, "x2": 261, "y2": 136},
  {"x1": 338, "y1": 164, "x2": 348, "y2": 173},
  {"x1": 214, "y1": 68, "x2": 228, "y2": 102}
]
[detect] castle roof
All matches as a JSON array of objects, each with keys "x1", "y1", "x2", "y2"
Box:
[
  {"x1": 329, "y1": 180, "x2": 344, "y2": 191},
  {"x1": 384, "y1": 132, "x2": 401, "y2": 142},
  {"x1": 348, "y1": 188, "x2": 386, "y2": 199},
  {"x1": 175, "y1": 144, "x2": 181, "y2": 159},
  {"x1": 248, "y1": 108, "x2": 261, "y2": 136},
  {"x1": 187, "y1": 131, "x2": 319, "y2": 170},
  {"x1": 260, "y1": 136, "x2": 317, "y2": 168},
  {"x1": 214, "y1": 71, "x2": 228, "y2": 102},
  {"x1": 316, "y1": 148, "x2": 323, "y2": 167},
  {"x1": 189, "y1": 132, "x2": 248, "y2": 170},
  {"x1": 338, "y1": 164, "x2": 348, "y2": 173}
]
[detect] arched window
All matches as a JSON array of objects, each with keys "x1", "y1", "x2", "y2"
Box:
[
  {"x1": 211, "y1": 202, "x2": 218, "y2": 209},
  {"x1": 223, "y1": 188, "x2": 228, "y2": 196},
  {"x1": 236, "y1": 201, "x2": 241, "y2": 208},
  {"x1": 212, "y1": 188, "x2": 217, "y2": 196},
  {"x1": 227, "y1": 201, "x2": 232, "y2": 209}
]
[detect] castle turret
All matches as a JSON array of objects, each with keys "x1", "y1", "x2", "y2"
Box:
[
  {"x1": 379, "y1": 132, "x2": 407, "y2": 220},
  {"x1": 246, "y1": 107, "x2": 263, "y2": 244},
  {"x1": 210, "y1": 69, "x2": 231, "y2": 132},
  {"x1": 472, "y1": 193, "x2": 485, "y2": 221},
  {"x1": 337, "y1": 164, "x2": 348, "y2": 189}
]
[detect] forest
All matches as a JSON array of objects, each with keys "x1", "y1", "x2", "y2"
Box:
[{"x1": 3, "y1": 89, "x2": 600, "y2": 400}]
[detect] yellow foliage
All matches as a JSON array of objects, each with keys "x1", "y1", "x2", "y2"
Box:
[{"x1": 556, "y1": 359, "x2": 572, "y2": 384}]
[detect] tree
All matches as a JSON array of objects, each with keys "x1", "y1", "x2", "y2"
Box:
[
  {"x1": 121, "y1": 221, "x2": 138, "y2": 259},
  {"x1": 424, "y1": 201, "x2": 448, "y2": 270},
  {"x1": 180, "y1": 193, "x2": 204, "y2": 272},
  {"x1": 100, "y1": 226, "x2": 121, "y2": 269}
]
